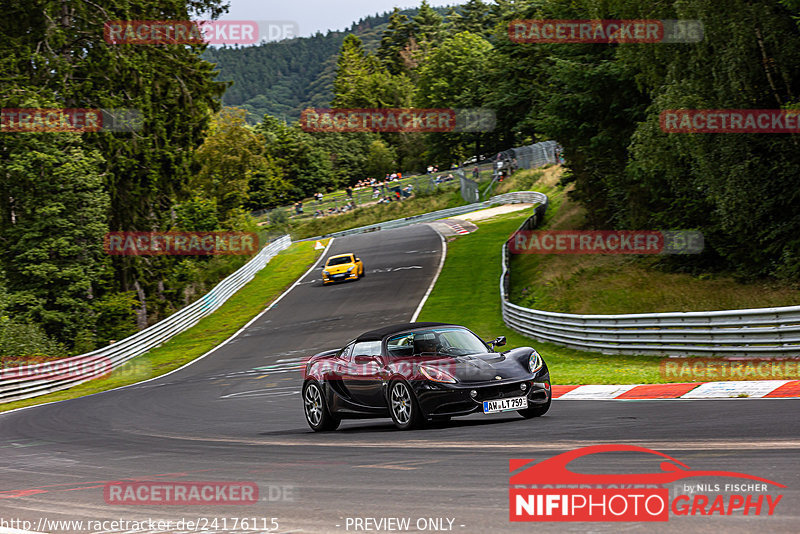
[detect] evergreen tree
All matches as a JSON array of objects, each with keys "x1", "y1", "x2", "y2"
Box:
[
  {"x1": 0, "y1": 133, "x2": 110, "y2": 343},
  {"x1": 453, "y1": 0, "x2": 493, "y2": 36},
  {"x1": 377, "y1": 8, "x2": 415, "y2": 75},
  {"x1": 0, "y1": 0, "x2": 228, "y2": 329},
  {"x1": 412, "y1": 0, "x2": 446, "y2": 45},
  {"x1": 332, "y1": 35, "x2": 416, "y2": 109}
]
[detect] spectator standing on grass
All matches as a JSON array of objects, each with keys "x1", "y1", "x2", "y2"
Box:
[{"x1": 473, "y1": 166, "x2": 479, "y2": 180}]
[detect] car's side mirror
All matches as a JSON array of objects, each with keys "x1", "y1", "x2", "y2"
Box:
[
  {"x1": 489, "y1": 336, "x2": 507, "y2": 350},
  {"x1": 354, "y1": 355, "x2": 377, "y2": 365}
]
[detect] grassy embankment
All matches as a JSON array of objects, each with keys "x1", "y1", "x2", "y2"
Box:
[
  {"x1": 500, "y1": 166, "x2": 800, "y2": 313},
  {"x1": 289, "y1": 188, "x2": 467, "y2": 239},
  {"x1": 258, "y1": 167, "x2": 496, "y2": 240},
  {"x1": 418, "y1": 166, "x2": 799, "y2": 384},
  {"x1": 0, "y1": 240, "x2": 327, "y2": 413}
]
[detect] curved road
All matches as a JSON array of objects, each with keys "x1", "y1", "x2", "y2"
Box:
[{"x1": 1, "y1": 224, "x2": 798, "y2": 534}]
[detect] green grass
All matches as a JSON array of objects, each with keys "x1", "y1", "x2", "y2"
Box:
[
  {"x1": 0, "y1": 240, "x2": 327, "y2": 413},
  {"x1": 416, "y1": 212, "x2": 667, "y2": 385},
  {"x1": 505, "y1": 168, "x2": 800, "y2": 313},
  {"x1": 511, "y1": 256, "x2": 800, "y2": 314}
]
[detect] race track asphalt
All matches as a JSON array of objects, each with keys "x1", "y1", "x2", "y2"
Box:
[{"x1": 1, "y1": 223, "x2": 798, "y2": 534}]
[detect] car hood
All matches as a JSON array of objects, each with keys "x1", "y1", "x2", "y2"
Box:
[
  {"x1": 324, "y1": 264, "x2": 355, "y2": 274},
  {"x1": 402, "y1": 348, "x2": 534, "y2": 383}
]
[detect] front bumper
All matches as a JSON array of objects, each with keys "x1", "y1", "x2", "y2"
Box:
[
  {"x1": 322, "y1": 270, "x2": 358, "y2": 283},
  {"x1": 413, "y1": 373, "x2": 551, "y2": 417}
]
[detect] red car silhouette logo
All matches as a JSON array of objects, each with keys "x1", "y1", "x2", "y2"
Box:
[{"x1": 510, "y1": 444, "x2": 785, "y2": 487}]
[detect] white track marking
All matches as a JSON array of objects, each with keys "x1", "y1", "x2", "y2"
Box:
[
  {"x1": 410, "y1": 227, "x2": 447, "y2": 322},
  {"x1": 558, "y1": 384, "x2": 638, "y2": 400}
]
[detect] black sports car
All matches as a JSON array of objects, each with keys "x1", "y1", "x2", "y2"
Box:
[{"x1": 302, "y1": 322, "x2": 551, "y2": 431}]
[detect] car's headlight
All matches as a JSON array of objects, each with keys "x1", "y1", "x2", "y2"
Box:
[
  {"x1": 528, "y1": 350, "x2": 544, "y2": 374},
  {"x1": 346, "y1": 266, "x2": 355, "y2": 272},
  {"x1": 419, "y1": 365, "x2": 457, "y2": 384},
  {"x1": 322, "y1": 270, "x2": 330, "y2": 276}
]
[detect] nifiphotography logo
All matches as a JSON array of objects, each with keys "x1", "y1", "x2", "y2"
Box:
[{"x1": 509, "y1": 444, "x2": 784, "y2": 522}]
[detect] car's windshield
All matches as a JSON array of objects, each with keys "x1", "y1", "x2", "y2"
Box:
[
  {"x1": 326, "y1": 256, "x2": 352, "y2": 266},
  {"x1": 387, "y1": 328, "x2": 488, "y2": 357}
]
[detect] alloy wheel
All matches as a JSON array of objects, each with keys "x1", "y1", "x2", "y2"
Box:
[
  {"x1": 391, "y1": 382, "x2": 412, "y2": 425},
  {"x1": 304, "y1": 383, "x2": 323, "y2": 426}
]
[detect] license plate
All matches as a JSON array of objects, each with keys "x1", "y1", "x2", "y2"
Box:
[
  {"x1": 483, "y1": 396, "x2": 528, "y2": 414},
  {"x1": 332, "y1": 274, "x2": 345, "y2": 279}
]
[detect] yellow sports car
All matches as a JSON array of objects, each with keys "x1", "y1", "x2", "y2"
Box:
[{"x1": 322, "y1": 253, "x2": 364, "y2": 285}]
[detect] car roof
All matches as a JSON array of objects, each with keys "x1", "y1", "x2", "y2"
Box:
[{"x1": 355, "y1": 322, "x2": 457, "y2": 342}]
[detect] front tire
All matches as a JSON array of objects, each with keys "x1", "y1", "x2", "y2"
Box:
[
  {"x1": 303, "y1": 380, "x2": 340, "y2": 431},
  {"x1": 388, "y1": 380, "x2": 424, "y2": 430},
  {"x1": 518, "y1": 397, "x2": 551, "y2": 419}
]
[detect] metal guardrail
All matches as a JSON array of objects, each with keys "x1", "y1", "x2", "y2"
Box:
[
  {"x1": 500, "y1": 199, "x2": 800, "y2": 356},
  {"x1": 0, "y1": 236, "x2": 292, "y2": 404}
]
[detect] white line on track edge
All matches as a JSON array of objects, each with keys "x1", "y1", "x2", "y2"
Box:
[
  {"x1": 410, "y1": 226, "x2": 447, "y2": 322},
  {"x1": 0, "y1": 238, "x2": 335, "y2": 418}
]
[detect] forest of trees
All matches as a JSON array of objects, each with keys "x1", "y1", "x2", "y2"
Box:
[
  {"x1": 1, "y1": 0, "x2": 799, "y2": 360},
  {"x1": 202, "y1": 8, "x2": 443, "y2": 122}
]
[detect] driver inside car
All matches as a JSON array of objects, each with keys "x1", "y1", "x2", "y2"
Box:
[{"x1": 413, "y1": 333, "x2": 440, "y2": 356}]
